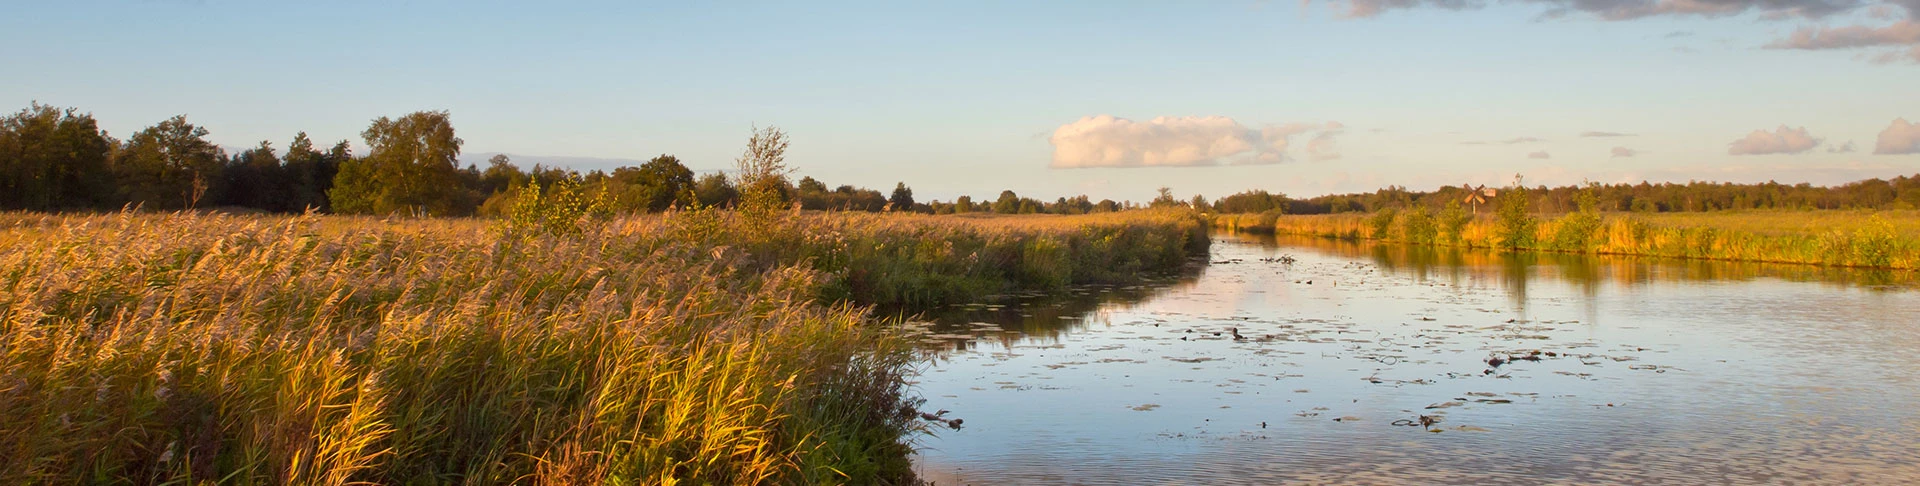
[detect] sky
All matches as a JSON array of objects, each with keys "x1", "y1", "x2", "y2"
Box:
[{"x1": 3, "y1": 0, "x2": 1917, "y2": 201}]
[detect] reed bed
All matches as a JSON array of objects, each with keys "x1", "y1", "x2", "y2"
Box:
[
  {"x1": 0, "y1": 208, "x2": 1206, "y2": 485},
  {"x1": 1214, "y1": 210, "x2": 1920, "y2": 270}
]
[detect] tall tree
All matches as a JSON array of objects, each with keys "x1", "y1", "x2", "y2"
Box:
[
  {"x1": 992, "y1": 190, "x2": 1020, "y2": 214},
  {"x1": 0, "y1": 103, "x2": 114, "y2": 210},
  {"x1": 611, "y1": 154, "x2": 695, "y2": 211},
  {"x1": 693, "y1": 172, "x2": 738, "y2": 208},
  {"x1": 329, "y1": 111, "x2": 464, "y2": 216},
  {"x1": 282, "y1": 132, "x2": 346, "y2": 212},
  {"x1": 221, "y1": 141, "x2": 286, "y2": 211},
  {"x1": 889, "y1": 182, "x2": 914, "y2": 211},
  {"x1": 115, "y1": 115, "x2": 224, "y2": 210}
]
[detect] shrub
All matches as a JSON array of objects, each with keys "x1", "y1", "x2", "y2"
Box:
[
  {"x1": 1495, "y1": 188, "x2": 1536, "y2": 250},
  {"x1": 1400, "y1": 206, "x2": 1437, "y2": 245},
  {"x1": 1367, "y1": 207, "x2": 1399, "y2": 240}
]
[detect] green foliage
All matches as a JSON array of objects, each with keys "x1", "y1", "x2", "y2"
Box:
[
  {"x1": 889, "y1": 182, "x2": 914, "y2": 211},
  {"x1": 1549, "y1": 184, "x2": 1604, "y2": 251},
  {"x1": 1149, "y1": 187, "x2": 1184, "y2": 209},
  {"x1": 1438, "y1": 200, "x2": 1472, "y2": 245},
  {"x1": 115, "y1": 115, "x2": 225, "y2": 209},
  {"x1": 0, "y1": 103, "x2": 114, "y2": 210},
  {"x1": 501, "y1": 177, "x2": 612, "y2": 236},
  {"x1": 1211, "y1": 190, "x2": 1289, "y2": 214},
  {"x1": 1400, "y1": 206, "x2": 1437, "y2": 244},
  {"x1": 733, "y1": 126, "x2": 793, "y2": 228},
  {"x1": 1851, "y1": 216, "x2": 1900, "y2": 268},
  {"x1": 1495, "y1": 186, "x2": 1537, "y2": 250},
  {"x1": 330, "y1": 111, "x2": 465, "y2": 216},
  {"x1": 1367, "y1": 207, "x2": 1399, "y2": 240},
  {"x1": 992, "y1": 190, "x2": 1021, "y2": 214},
  {"x1": 606, "y1": 154, "x2": 696, "y2": 212},
  {"x1": 693, "y1": 172, "x2": 738, "y2": 208}
]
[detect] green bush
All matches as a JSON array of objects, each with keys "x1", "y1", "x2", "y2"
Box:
[
  {"x1": 1367, "y1": 207, "x2": 1399, "y2": 240},
  {"x1": 1400, "y1": 206, "x2": 1437, "y2": 245},
  {"x1": 1495, "y1": 188, "x2": 1536, "y2": 250}
]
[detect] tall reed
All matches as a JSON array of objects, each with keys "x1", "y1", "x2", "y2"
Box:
[
  {"x1": 0, "y1": 208, "x2": 1207, "y2": 484},
  {"x1": 1212, "y1": 210, "x2": 1920, "y2": 270}
]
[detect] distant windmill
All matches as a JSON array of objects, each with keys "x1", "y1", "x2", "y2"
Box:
[{"x1": 1463, "y1": 183, "x2": 1492, "y2": 212}]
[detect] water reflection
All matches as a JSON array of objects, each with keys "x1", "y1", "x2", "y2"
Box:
[
  {"x1": 891, "y1": 271, "x2": 1204, "y2": 352},
  {"x1": 1250, "y1": 232, "x2": 1918, "y2": 293},
  {"x1": 910, "y1": 232, "x2": 1920, "y2": 485}
]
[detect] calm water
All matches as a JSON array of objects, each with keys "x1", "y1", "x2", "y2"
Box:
[{"x1": 906, "y1": 232, "x2": 1920, "y2": 485}]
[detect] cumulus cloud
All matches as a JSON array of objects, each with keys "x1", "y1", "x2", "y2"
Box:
[
  {"x1": 1877, "y1": 117, "x2": 1920, "y2": 154},
  {"x1": 1611, "y1": 146, "x2": 1639, "y2": 157},
  {"x1": 1580, "y1": 131, "x2": 1636, "y2": 137},
  {"x1": 1728, "y1": 125, "x2": 1823, "y2": 155},
  {"x1": 1528, "y1": 151, "x2": 1551, "y2": 159},
  {"x1": 1828, "y1": 140, "x2": 1857, "y2": 153},
  {"x1": 1048, "y1": 115, "x2": 1343, "y2": 168}
]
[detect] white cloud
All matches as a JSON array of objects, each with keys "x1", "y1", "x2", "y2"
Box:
[
  {"x1": 1048, "y1": 115, "x2": 1343, "y2": 168},
  {"x1": 1876, "y1": 117, "x2": 1920, "y2": 154},
  {"x1": 1728, "y1": 125, "x2": 1822, "y2": 155},
  {"x1": 1528, "y1": 151, "x2": 1551, "y2": 159},
  {"x1": 1611, "y1": 146, "x2": 1639, "y2": 157}
]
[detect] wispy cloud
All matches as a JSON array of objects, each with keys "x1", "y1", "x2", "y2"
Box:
[
  {"x1": 1611, "y1": 146, "x2": 1639, "y2": 157},
  {"x1": 1463, "y1": 136, "x2": 1545, "y2": 145},
  {"x1": 1728, "y1": 125, "x2": 1822, "y2": 155},
  {"x1": 1047, "y1": 115, "x2": 1344, "y2": 168},
  {"x1": 1306, "y1": 121, "x2": 1347, "y2": 161},
  {"x1": 1579, "y1": 131, "x2": 1636, "y2": 137},
  {"x1": 1331, "y1": 0, "x2": 1879, "y2": 21},
  {"x1": 1527, "y1": 151, "x2": 1551, "y2": 159},
  {"x1": 1767, "y1": 20, "x2": 1920, "y2": 63},
  {"x1": 1317, "y1": 0, "x2": 1919, "y2": 64},
  {"x1": 1876, "y1": 117, "x2": 1920, "y2": 154}
]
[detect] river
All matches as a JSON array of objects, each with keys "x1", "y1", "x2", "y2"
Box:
[{"x1": 905, "y1": 231, "x2": 1920, "y2": 485}]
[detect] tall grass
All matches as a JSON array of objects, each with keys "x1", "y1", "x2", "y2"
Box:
[
  {"x1": 0, "y1": 208, "x2": 1206, "y2": 484},
  {"x1": 1213, "y1": 209, "x2": 1920, "y2": 270}
]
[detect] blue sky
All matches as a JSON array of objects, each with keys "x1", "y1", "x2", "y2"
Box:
[{"x1": 4, "y1": 0, "x2": 1916, "y2": 201}]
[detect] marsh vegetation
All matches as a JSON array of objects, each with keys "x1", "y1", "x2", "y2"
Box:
[{"x1": 0, "y1": 208, "x2": 1206, "y2": 484}]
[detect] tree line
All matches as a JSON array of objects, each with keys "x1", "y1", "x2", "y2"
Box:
[
  {"x1": 1, "y1": 103, "x2": 1161, "y2": 217},
  {"x1": 1197, "y1": 175, "x2": 1920, "y2": 215}
]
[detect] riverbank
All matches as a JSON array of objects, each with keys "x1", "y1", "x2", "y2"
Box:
[
  {"x1": 1212, "y1": 210, "x2": 1920, "y2": 270},
  {"x1": 0, "y1": 209, "x2": 1207, "y2": 485}
]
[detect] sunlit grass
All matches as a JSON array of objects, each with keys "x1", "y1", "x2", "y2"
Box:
[
  {"x1": 1214, "y1": 210, "x2": 1920, "y2": 270},
  {"x1": 0, "y1": 209, "x2": 1206, "y2": 484}
]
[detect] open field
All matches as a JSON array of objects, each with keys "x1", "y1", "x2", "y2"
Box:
[
  {"x1": 1213, "y1": 209, "x2": 1920, "y2": 270},
  {"x1": 0, "y1": 209, "x2": 1205, "y2": 485}
]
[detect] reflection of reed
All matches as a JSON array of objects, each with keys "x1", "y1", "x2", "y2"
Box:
[
  {"x1": 913, "y1": 270, "x2": 1207, "y2": 348},
  {"x1": 1234, "y1": 231, "x2": 1920, "y2": 290}
]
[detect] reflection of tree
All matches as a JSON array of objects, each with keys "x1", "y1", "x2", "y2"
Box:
[{"x1": 1498, "y1": 252, "x2": 1532, "y2": 314}]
